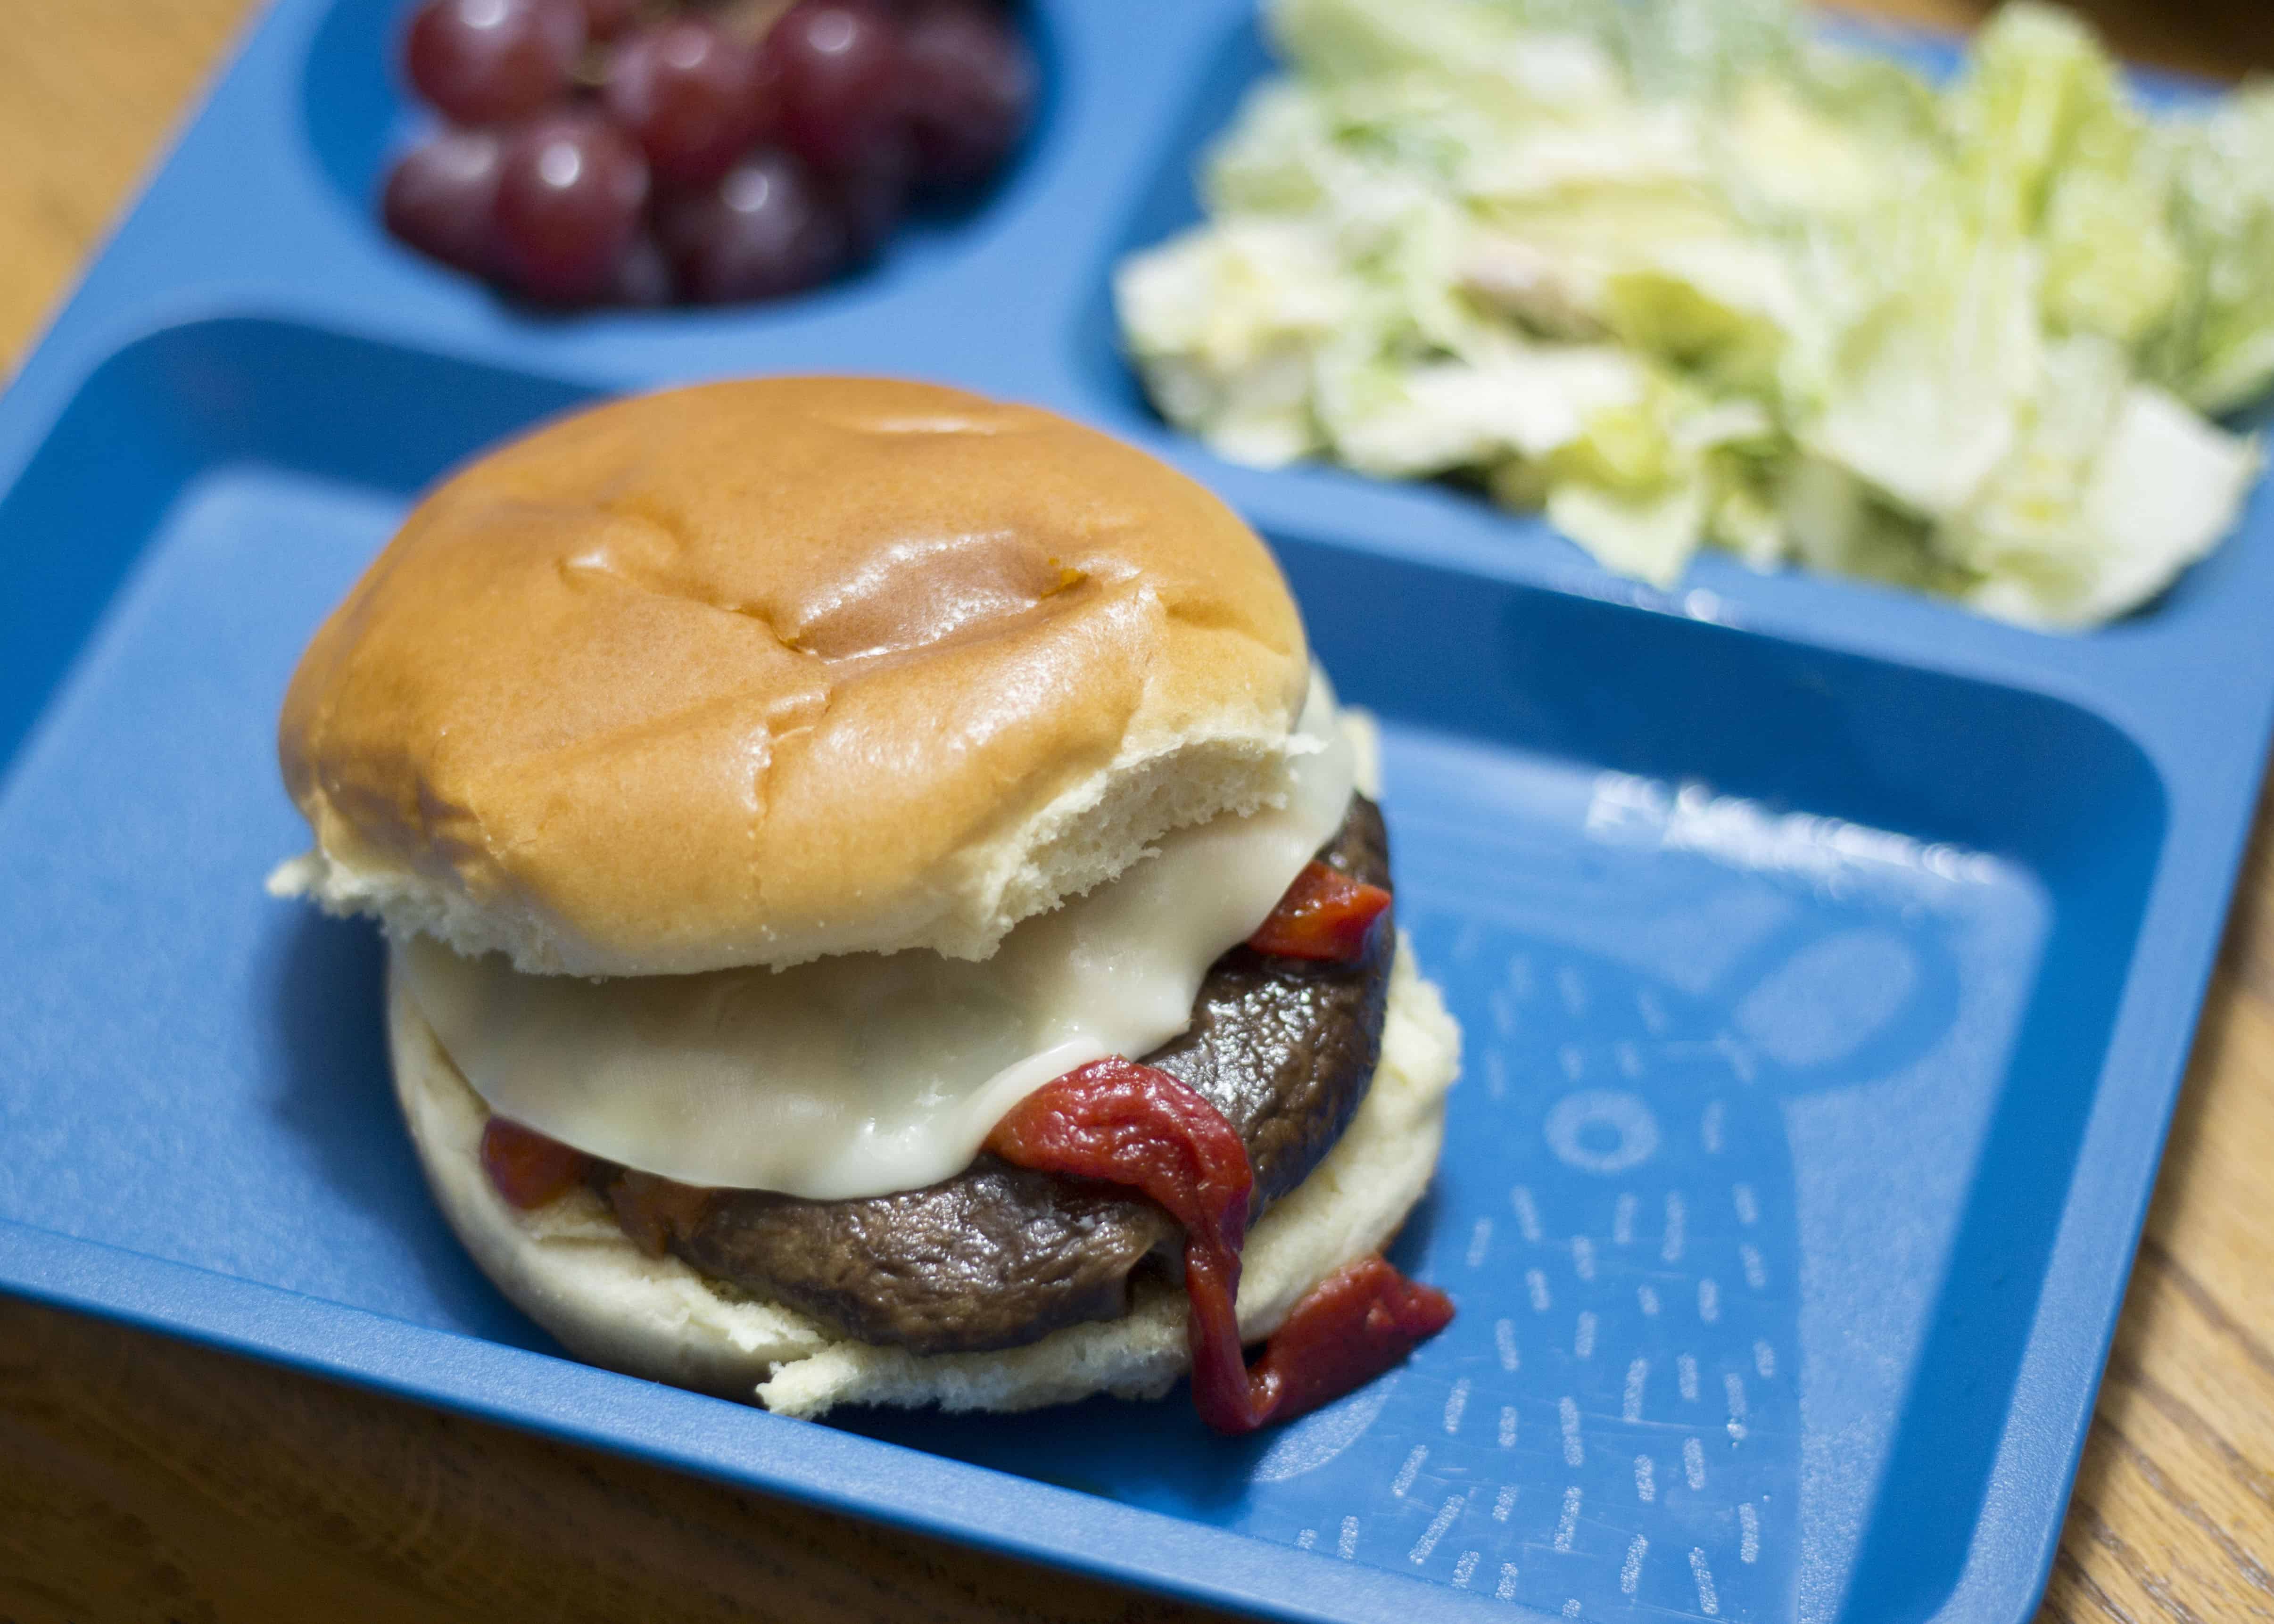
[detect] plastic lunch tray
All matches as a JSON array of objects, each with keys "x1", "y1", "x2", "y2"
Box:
[{"x1": 2, "y1": 4, "x2": 2269, "y2": 1622}]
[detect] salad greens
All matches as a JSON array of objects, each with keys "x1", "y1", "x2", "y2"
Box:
[{"x1": 1115, "y1": 0, "x2": 2274, "y2": 627}]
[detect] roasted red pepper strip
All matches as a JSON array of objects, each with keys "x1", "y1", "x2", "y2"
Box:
[
  {"x1": 480, "y1": 1116, "x2": 593, "y2": 1210},
  {"x1": 1246, "y1": 861, "x2": 1393, "y2": 962},
  {"x1": 987, "y1": 1056, "x2": 1453, "y2": 1433},
  {"x1": 1246, "y1": 1255, "x2": 1455, "y2": 1423}
]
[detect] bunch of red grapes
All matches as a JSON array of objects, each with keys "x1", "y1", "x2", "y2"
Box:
[{"x1": 383, "y1": 0, "x2": 1034, "y2": 307}]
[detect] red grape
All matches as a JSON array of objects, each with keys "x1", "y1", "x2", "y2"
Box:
[
  {"x1": 610, "y1": 231, "x2": 679, "y2": 306},
  {"x1": 604, "y1": 18, "x2": 765, "y2": 187},
  {"x1": 495, "y1": 112, "x2": 651, "y2": 302},
  {"x1": 830, "y1": 147, "x2": 909, "y2": 261},
  {"x1": 390, "y1": 0, "x2": 1026, "y2": 306},
  {"x1": 761, "y1": 0, "x2": 908, "y2": 179},
  {"x1": 405, "y1": 0, "x2": 584, "y2": 127},
  {"x1": 382, "y1": 127, "x2": 506, "y2": 275},
  {"x1": 664, "y1": 149, "x2": 848, "y2": 302},
  {"x1": 578, "y1": 0, "x2": 641, "y2": 41},
  {"x1": 899, "y1": 1, "x2": 1032, "y2": 191}
]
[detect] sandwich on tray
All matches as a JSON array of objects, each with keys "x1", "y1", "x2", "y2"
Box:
[{"x1": 269, "y1": 376, "x2": 1462, "y2": 1428}]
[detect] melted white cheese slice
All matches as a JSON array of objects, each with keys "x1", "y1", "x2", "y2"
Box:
[{"x1": 397, "y1": 678, "x2": 1356, "y2": 1200}]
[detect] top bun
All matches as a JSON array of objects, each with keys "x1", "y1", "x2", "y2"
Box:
[{"x1": 274, "y1": 377, "x2": 1310, "y2": 977}]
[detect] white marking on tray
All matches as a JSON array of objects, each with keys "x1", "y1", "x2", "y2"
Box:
[
  {"x1": 1717, "y1": 1033, "x2": 1756, "y2": 1085},
  {"x1": 1622, "y1": 1359, "x2": 1648, "y2": 1423},
  {"x1": 1741, "y1": 1243, "x2": 1768, "y2": 1291},
  {"x1": 1562, "y1": 1600, "x2": 1582, "y2": 1619},
  {"x1": 1553, "y1": 1486, "x2": 1582, "y2": 1552},
  {"x1": 1467, "y1": 1218, "x2": 1494, "y2": 1269},
  {"x1": 1454, "y1": 1550, "x2": 1480, "y2": 1588},
  {"x1": 1392, "y1": 1445, "x2": 1428, "y2": 1497},
  {"x1": 1528, "y1": 1270, "x2": 1552, "y2": 1312},
  {"x1": 1453, "y1": 922, "x2": 1485, "y2": 963},
  {"x1": 1621, "y1": 1534, "x2": 1649, "y2": 1595},
  {"x1": 1409, "y1": 1494, "x2": 1465, "y2": 1564},
  {"x1": 1613, "y1": 1192, "x2": 1637, "y2": 1245},
  {"x1": 1684, "y1": 1437, "x2": 1706, "y2": 1491},
  {"x1": 1740, "y1": 1501, "x2": 1761, "y2": 1564},
  {"x1": 1495, "y1": 1319, "x2": 1520, "y2": 1373},
  {"x1": 1700, "y1": 1279, "x2": 1721, "y2": 1324},
  {"x1": 1702, "y1": 1100, "x2": 1725, "y2": 1154},
  {"x1": 1498, "y1": 1407, "x2": 1518, "y2": 1450},
  {"x1": 1635, "y1": 1455, "x2": 1657, "y2": 1503},
  {"x1": 1662, "y1": 1193, "x2": 1687, "y2": 1264},
  {"x1": 1493, "y1": 1484, "x2": 1518, "y2": 1522},
  {"x1": 1691, "y1": 1548, "x2": 1721, "y2": 1616},
  {"x1": 1444, "y1": 1378, "x2": 1472, "y2": 1436},
  {"x1": 1572, "y1": 1235, "x2": 1597, "y2": 1281},
  {"x1": 1754, "y1": 1340, "x2": 1777, "y2": 1379},
  {"x1": 1557, "y1": 966, "x2": 1588, "y2": 1016},
  {"x1": 1616, "y1": 1040, "x2": 1642, "y2": 1078},
  {"x1": 1487, "y1": 1052, "x2": 1507, "y2": 1101},
  {"x1": 1496, "y1": 1564, "x2": 1520, "y2": 1601},
  {"x1": 1492, "y1": 992, "x2": 1518, "y2": 1038},
  {"x1": 1638, "y1": 1285, "x2": 1661, "y2": 1318},
  {"x1": 1338, "y1": 1516, "x2": 1359, "y2": 1559},
  {"x1": 1574, "y1": 1311, "x2": 1597, "y2": 1360},
  {"x1": 1726, "y1": 1372, "x2": 1749, "y2": 1423},
  {"x1": 1296, "y1": 1528, "x2": 1316, "y2": 1550},
  {"x1": 1559, "y1": 1044, "x2": 1585, "y2": 1081},
  {"x1": 1733, "y1": 1183, "x2": 1758, "y2": 1226},
  {"x1": 1637, "y1": 988, "x2": 1668, "y2": 1033},
  {"x1": 1512, "y1": 1186, "x2": 1544, "y2": 1243},
  {"x1": 1559, "y1": 1397, "x2": 1584, "y2": 1466},
  {"x1": 1678, "y1": 1354, "x2": 1699, "y2": 1402},
  {"x1": 1546, "y1": 1090, "x2": 1659, "y2": 1173},
  {"x1": 1507, "y1": 955, "x2": 1534, "y2": 999}
]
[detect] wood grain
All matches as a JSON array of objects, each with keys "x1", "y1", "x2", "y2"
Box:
[
  {"x1": 2, "y1": 4, "x2": 2271, "y2": 1623},
  {"x1": 0, "y1": 1292, "x2": 1224, "y2": 1624},
  {"x1": 1829, "y1": 0, "x2": 2274, "y2": 78}
]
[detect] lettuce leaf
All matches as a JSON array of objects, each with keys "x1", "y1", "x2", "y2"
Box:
[{"x1": 1113, "y1": 0, "x2": 2274, "y2": 627}]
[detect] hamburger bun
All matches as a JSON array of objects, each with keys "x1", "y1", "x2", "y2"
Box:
[
  {"x1": 272, "y1": 375, "x2": 1461, "y2": 1425},
  {"x1": 273, "y1": 377, "x2": 1312, "y2": 978}
]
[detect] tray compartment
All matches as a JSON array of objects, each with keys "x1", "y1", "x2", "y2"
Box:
[
  {"x1": 1061, "y1": 4, "x2": 2236, "y2": 641},
  {"x1": 300, "y1": 0, "x2": 1058, "y2": 314},
  {"x1": 1283, "y1": 537, "x2": 2166, "y2": 1624},
  {"x1": 0, "y1": 318, "x2": 2167, "y2": 1622}
]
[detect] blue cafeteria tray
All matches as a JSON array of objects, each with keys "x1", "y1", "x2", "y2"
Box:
[{"x1": 1, "y1": 4, "x2": 2267, "y2": 1622}]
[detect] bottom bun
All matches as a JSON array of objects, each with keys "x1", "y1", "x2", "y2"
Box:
[{"x1": 391, "y1": 932, "x2": 1461, "y2": 1420}]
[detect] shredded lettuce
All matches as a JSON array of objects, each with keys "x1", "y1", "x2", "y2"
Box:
[{"x1": 1114, "y1": 0, "x2": 2274, "y2": 628}]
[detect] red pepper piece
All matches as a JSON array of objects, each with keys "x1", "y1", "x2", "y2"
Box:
[
  {"x1": 985, "y1": 1057, "x2": 1253, "y2": 1261},
  {"x1": 1247, "y1": 1255, "x2": 1455, "y2": 1424},
  {"x1": 987, "y1": 1057, "x2": 1452, "y2": 1433},
  {"x1": 1246, "y1": 861, "x2": 1392, "y2": 962},
  {"x1": 480, "y1": 1115, "x2": 593, "y2": 1210}
]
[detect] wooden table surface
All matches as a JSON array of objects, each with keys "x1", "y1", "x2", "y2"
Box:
[{"x1": 3, "y1": 4, "x2": 2270, "y2": 1621}]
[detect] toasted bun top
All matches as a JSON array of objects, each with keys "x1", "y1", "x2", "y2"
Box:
[{"x1": 275, "y1": 377, "x2": 1310, "y2": 976}]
